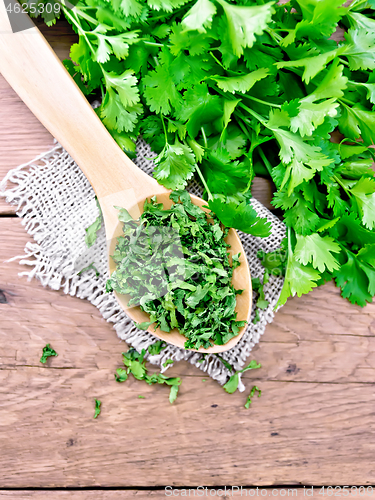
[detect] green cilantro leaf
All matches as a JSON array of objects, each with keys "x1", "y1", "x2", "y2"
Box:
[
  {"x1": 349, "y1": 176, "x2": 375, "y2": 230},
  {"x1": 294, "y1": 233, "x2": 341, "y2": 273},
  {"x1": 100, "y1": 88, "x2": 142, "y2": 133},
  {"x1": 40, "y1": 343, "x2": 58, "y2": 364},
  {"x1": 223, "y1": 359, "x2": 261, "y2": 393},
  {"x1": 114, "y1": 348, "x2": 181, "y2": 403},
  {"x1": 143, "y1": 64, "x2": 181, "y2": 114},
  {"x1": 357, "y1": 244, "x2": 375, "y2": 295},
  {"x1": 334, "y1": 247, "x2": 373, "y2": 306},
  {"x1": 85, "y1": 199, "x2": 102, "y2": 248},
  {"x1": 115, "y1": 368, "x2": 129, "y2": 382},
  {"x1": 258, "y1": 241, "x2": 287, "y2": 277},
  {"x1": 343, "y1": 28, "x2": 375, "y2": 71},
  {"x1": 286, "y1": 61, "x2": 347, "y2": 137},
  {"x1": 277, "y1": 229, "x2": 321, "y2": 306},
  {"x1": 170, "y1": 24, "x2": 211, "y2": 56},
  {"x1": 94, "y1": 399, "x2": 101, "y2": 419},
  {"x1": 169, "y1": 384, "x2": 179, "y2": 403},
  {"x1": 276, "y1": 47, "x2": 345, "y2": 84},
  {"x1": 338, "y1": 103, "x2": 375, "y2": 146},
  {"x1": 148, "y1": 341, "x2": 167, "y2": 355},
  {"x1": 208, "y1": 196, "x2": 271, "y2": 237},
  {"x1": 163, "y1": 359, "x2": 174, "y2": 367},
  {"x1": 153, "y1": 140, "x2": 196, "y2": 190},
  {"x1": 103, "y1": 70, "x2": 140, "y2": 107},
  {"x1": 281, "y1": 0, "x2": 348, "y2": 46},
  {"x1": 244, "y1": 385, "x2": 261, "y2": 409},
  {"x1": 176, "y1": 83, "x2": 223, "y2": 138},
  {"x1": 182, "y1": 0, "x2": 217, "y2": 33},
  {"x1": 212, "y1": 68, "x2": 269, "y2": 94},
  {"x1": 216, "y1": 0, "x2": 275, "y2": 57},
  {"x1": 201, "y1": 151, "x2": 249, "y2": 196},
  {"x1": 147, "y1": 0, "x2": 189, "y2": 12},
  {"x1": 268, "y1": 112, "x2": 333, "y2": 194},
  {"x1": 223, "y1": 373, "x2": 239, "y2": 393},
  {"x1": 115, "y1": 0, "x2": 143, "y2": 18}
]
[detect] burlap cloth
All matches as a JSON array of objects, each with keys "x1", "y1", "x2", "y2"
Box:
[{"x1": 0, "y1": 139, "x2": 285, "y2": 390}]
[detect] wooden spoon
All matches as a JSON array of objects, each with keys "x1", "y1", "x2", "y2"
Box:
[{"x1": 0, "y1": 9, "x2": 252, "y2": 353}]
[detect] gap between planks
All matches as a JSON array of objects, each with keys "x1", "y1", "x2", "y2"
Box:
[{"x1": 1, "y1": 488, "x2": 374, "y2": 499}]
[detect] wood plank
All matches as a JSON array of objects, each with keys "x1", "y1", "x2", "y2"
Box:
[
  {"x1": 1, "y1": 218, "x2": 375, "y2": 487},
  {"x1": 1, "y1": 489, "x2": 374, "y2": 499},
  {"x1": 0, "y1": 368, "x2": 374, "y2": 487},
  {"x1": 1, "y1": 218, "x2": 375, "y2": 382}
]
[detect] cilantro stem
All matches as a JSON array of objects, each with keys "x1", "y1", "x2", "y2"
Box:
[
  {"x1": 195, "y1": 165, "x2": 213, "y2": 201},
  {"x1": 338, "y1": 97, "x2": 355, "y2": 106},
  {"x1": 333, "y1": 175, "x2": 351, "y2": 197},
  {"x1": 258, "y1": 147, "x2": 274, "y2": 178},
  {"x1": 214, "y1": 86, "x2": 269, "y2": 127},
  {"x1": 265, "y1": 27, "x2": 283, "y2": 44},
  {"x1": 287, "y1": 226, "x2": 293, "y2": 256},
  {"x1": 209, "y1": 52, "x2": 225, "y2": 69},
  {"x1": 242, "y1": 94, "x2": 281, "y2": 109},
  {"x1": 73, "y1": 7, "x2": 99, "y2": 26},
  {"x1": 348, "y1": 0, "x2": 368, "y2": 10},
  {"x1": 236, "y1": 118, "x2": 252, "y2": 141},
  {"x1": 338, "y1": 57, "x2": 350, "y2": 67},
  {"x1": 142, "y1": 41, "x2": 167, "y2": 48},
  {"x1": 237, "y1": 102, "x2": 268, "y2": 127},
  {"x1": 201, "y1": 127, "x2": 208, "y2": 148},
  {"x1": 347, "y1": 79, "x2": 369, "y2": 92},
  {"x1": 160, "y1": 114, "x2": 168, "y2": 144},
  {"x1": 64, "y1": 8, "x2": 99, "y2": 57}
]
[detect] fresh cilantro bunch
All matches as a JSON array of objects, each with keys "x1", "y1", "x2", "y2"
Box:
[
  {"x1": 37, "y1": 0, "x2": 375, "y2": 307},
  {"x1": 106, "y1": 191, "x2": 246, "y2": 349}
]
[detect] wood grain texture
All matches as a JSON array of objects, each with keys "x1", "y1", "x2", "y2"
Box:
[
  {"x1": 1, "y1": 218, "x2": 375, "y2": 487},
  {"x1": 0, "y1": 15, "x2": 373, "y2": 491},
  {"x1": 1, "y1": 218, "x2": 375, "y2": 381},
  {"x1": 1, "y1": 489, "x2": 374, "y2": 499}
]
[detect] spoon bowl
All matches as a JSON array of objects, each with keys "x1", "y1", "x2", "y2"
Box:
[
  {"x1": 108, "y1": 192, "x2": 252, "y2": 353},
  {"x1": 0, "y1": 10, "x2": 252, "y2": 352}
]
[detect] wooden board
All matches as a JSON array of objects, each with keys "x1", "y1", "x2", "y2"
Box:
[
  {"x1": 1, "y1": 489, "x2": 374, "y2": 499},
  {"x1": 1, "y1": 218, "x2": 375, "y2": 487},
  {"x1": 1, "y1": 14, "x2": 374, "y2": 492}
]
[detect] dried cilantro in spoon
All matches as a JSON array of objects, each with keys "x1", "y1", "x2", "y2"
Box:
[{"x1": 107, "y1": 190, "x2": 246, "y2": 350}]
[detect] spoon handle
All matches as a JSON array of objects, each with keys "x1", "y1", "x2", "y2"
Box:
[{"x1": 0, "y1": 6, "x2": 163, "y2": 203}]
